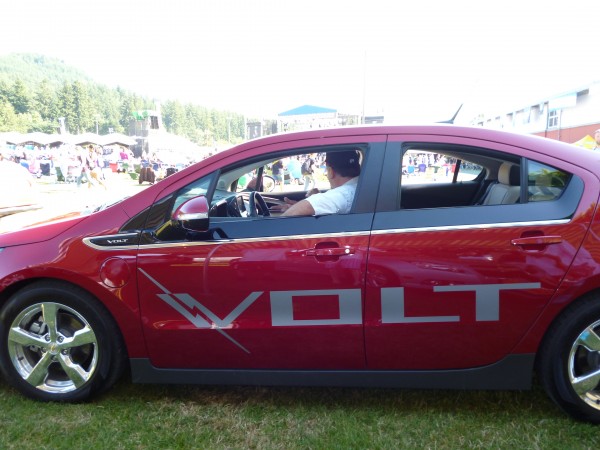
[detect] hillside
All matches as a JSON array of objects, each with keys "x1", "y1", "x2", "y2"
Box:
[
  {"x1": 0, "y1": 53, "x2": 94, "y2": 89},
  {"x1": 0, "y1": 53, "x2": 246, "y2": 145}
]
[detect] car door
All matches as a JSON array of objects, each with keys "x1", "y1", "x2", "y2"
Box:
[
  {"x1": 364, "y1": 136, "x2": 596, "y2": 370},
  {"x1": 137, "y1": 137, "x2": 386, "y2": 370}
]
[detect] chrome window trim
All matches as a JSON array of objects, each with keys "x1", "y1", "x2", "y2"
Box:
[
  {"x1": 371, "y1": 218, "x2": 570, "y2": 236},
  {"x1": 84, "y1": 218, "x2": 569, "y2": 251},
  {"x1": 83, "y1": 230, "x2": 371, "y2": 251}
]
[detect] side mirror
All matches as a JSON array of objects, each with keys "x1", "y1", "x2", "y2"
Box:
[{"x1": 172, "y1": 196, "x2": 210, "y2": 232}]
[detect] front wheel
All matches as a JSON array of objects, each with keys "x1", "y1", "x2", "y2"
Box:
[
  {"x1": 0, "y1": 281, "x2": 126, "y2": 402},
  {"x1": 538, "y1": 295, "x2": 600, "y2": 423}
]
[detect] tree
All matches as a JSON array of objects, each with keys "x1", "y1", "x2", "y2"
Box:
[
  {"x1": 0, "y1": 79, "x2": 9, "y2": 103},
  {"x1": 7, "y1": 79, "x2": 31, "y2": 114},
  {"x1": 162, "y1": 100, "x2": 187, "y2": 136},
  {"x1": 57, "y1": 82, "x2": 76, "y2": 133},
  {"x1": 211, "y1": 110, "x2": 227, "y2": 142},
  {"x1": 72, "y1": 81, "x2": 94, "y2": 133},
  {"x1": 0, "y1": 100, "x2": 27, "y2": 132},
  {"x1": 94, "y1": 86, "x2": 124, "y2": 133},
  {"x1": 34, "y1": 79, "x2": 59, "y2": 132}
]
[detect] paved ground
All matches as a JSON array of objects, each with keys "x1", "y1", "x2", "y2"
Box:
[{"x1": 0, "y1": 172, "x2": 149, "y2": 233}]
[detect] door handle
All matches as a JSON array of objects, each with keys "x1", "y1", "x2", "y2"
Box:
[
  {"x1": 511, "y1": 235, "x2": 562, "y2": 249},
  {"x1": 305, "y1": 246, "x2": 355, "y2": 257}
]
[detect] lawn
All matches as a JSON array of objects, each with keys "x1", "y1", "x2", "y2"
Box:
[{"x1": 0, "y1": 376, "x2": 598, "y2": 449}]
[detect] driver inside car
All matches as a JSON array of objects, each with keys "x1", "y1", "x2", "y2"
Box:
[{"x1": 274, "y1": 150, "x2": 361, "y2": 216}]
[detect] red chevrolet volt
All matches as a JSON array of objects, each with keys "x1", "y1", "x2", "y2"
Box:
[{"x1": 1, "y1": 125, "x2": 600, "y2": 423}]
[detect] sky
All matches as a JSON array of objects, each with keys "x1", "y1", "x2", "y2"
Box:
[{"x1": 1, "y1": 0, "x2": 599, "y2": 123}]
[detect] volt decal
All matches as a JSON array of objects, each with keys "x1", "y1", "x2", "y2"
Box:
[
  {"x1": 139, "y1": 268, "x2": 542, "y2": 354},
  {"x1": 139, "y1": 268, "x2": 259, "y2": 354}
]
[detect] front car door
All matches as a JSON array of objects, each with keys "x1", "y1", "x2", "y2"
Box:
[{"x1": 137, "y1": 135, "x2": 386, "y2": 370}]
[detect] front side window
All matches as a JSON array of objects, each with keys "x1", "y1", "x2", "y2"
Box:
[
  {"x1": 208, "y1": 146, "x2": 365, "y2": 219},
  {"x1": 144, "y1": 144, "x2": 368, "y2": 242}
]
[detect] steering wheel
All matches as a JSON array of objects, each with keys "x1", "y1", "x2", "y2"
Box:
[{"x1": 248, "y1": 192, "x2": 270, "y2": 217}]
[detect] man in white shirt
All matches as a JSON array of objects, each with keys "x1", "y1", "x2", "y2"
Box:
[{"x1": 278, "y1": 150, "x2": 361, "y2": 216}]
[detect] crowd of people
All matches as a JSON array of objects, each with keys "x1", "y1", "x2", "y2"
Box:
[
  {"x1": 402, "y1": 152, "x2": 451, "y2": 177},
  {"x1": 0, "y1": 142, "x2": 188, "y2": 187},
  {"x1": 269, "y1": 153, "x2": 326, "y2": 191}
]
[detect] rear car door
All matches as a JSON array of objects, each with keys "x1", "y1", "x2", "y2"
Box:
[
  {"x1": 364, "y1": 135, "x2": 596, "y2": 370},
  {"x1": 137, "y1": 136, "x2": 386, "y2": 370}
]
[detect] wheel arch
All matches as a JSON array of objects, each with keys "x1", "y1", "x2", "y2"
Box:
[
  {"x1": 534, "y1": 288, "x2": 600, "y2": 371},
  {"x1": 0, "y1": 276, "x2": 144, "y2": 360},
  {"x1": 0, "y1": 278, "x2": 130, "y2": 401},
  {"x1": 532, "y1": 288, "x2": 600, "y2": 422}
]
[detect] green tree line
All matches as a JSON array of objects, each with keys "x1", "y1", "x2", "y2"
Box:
[{"x1": 0, "y1": 54, "x2": 248, "y2": 146}]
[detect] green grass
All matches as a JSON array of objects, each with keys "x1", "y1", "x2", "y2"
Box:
[{"x1": 0, "y1": 377, "x2": 598, "y2": 449}]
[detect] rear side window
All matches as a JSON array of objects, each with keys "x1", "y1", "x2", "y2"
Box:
[
  {"x1": 528, "y1": 161, "x2": 571, "y2": 202},
  {"x1": 402, "y1": 150, "x2": 484, "y2": 182}
]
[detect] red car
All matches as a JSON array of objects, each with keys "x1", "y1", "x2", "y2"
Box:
[{"x1": 1, "y1": 125, "x2": 600, "y2": 422}]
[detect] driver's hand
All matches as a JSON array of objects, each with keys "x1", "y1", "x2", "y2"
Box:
[{"x1": 270, "y1": 197, "x2": 297, "y2": 212}]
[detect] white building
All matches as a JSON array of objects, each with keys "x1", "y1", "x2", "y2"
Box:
[
  {"x1": 471, "y1": 80, "x2": 600, "y2": 144},
  {"x1": 277, "y1": 105, "x2": 359, "y2": 133}
]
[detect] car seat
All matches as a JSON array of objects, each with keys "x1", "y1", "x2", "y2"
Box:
[{"x1": 480, "y1": 162, "x2": 521, "y2": 205}]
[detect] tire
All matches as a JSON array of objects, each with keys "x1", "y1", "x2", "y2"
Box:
[
  {"x1": 0, "y1": 281, "x2": 126, "y2": 402},
  {"x1": 538, "y1": 294, "x2": 600, "y2": 423}
]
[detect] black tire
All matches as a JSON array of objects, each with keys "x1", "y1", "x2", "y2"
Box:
[
  {"x1": 538, "y1": 294, "x2": 600, "y2": 423},
  {"x1": 0, "y1": 281, "x2": 126, "y2": 402}
]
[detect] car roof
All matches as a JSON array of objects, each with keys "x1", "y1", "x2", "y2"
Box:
[
  {"x1": 118, "y1": 125, "x2": 600, "y2": 217},
  {"x1": 224, "y1": 124, "x2": 600, "y2": 170}
]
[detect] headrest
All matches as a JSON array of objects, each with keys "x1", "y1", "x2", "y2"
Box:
[{"x1": 498, "y1": 163, "x2": 520, "y2": 186}]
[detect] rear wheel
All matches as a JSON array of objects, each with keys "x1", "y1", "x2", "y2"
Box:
[
  {"x1": 538, "y1": 296, "x2": 600, "y2": 423},
  {"x1": 0, "y1": 281, "x2": 125, "y2": 402}
]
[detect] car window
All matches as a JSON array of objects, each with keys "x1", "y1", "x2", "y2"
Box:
[
  {"x1": 399, "y1": 145, "x2": 510, "y2": 210},
  {"x1": 527, "y1": 160, "x2": 571, "y2": 202},
  {"x1": 402, "y1": 150, "x2": 484, "y2": 184},
  {"x1": 398, "y1": 144, "x2": 573, "y2": 210},
  {"x1": 207, "y1": 146, "x2": 364, "y2": 219},
  {"x1": 216, "y1": 153, "x2": 330, "y2": 195},
  {"x1": 173, "y1": 174, "x2": 213, "y2": 211},
  {"x1": 143, "y1": 145, "x2": 367, "y2": 243}
]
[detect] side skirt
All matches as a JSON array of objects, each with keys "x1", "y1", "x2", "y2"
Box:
[{"x1": 130, "y1": 354, "x2": 534, "y2": 390}]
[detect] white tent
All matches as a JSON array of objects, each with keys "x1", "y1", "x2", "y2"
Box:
[{"x1": 101, "y1": 133, "x2": 137, "y2": 146}]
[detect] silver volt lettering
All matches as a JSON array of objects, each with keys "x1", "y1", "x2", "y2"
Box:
[
  {"x1": 381, "y1": 283, "x2": 541, "y2": 323},
  {"x1": 139, "y1": 268, "x2": 542, "y2": 352},
  {"x1": 139, "y1": 268, "x2": 259, "y2": 353},
  {"x1": 107, "y1": 239, "x2": 129, "y2": 244},
  {"x1": 271, "y1": 289, "x2": 362, "y2": 326},
  {"x1": 433, "y1": 283, "x2": 541, "y2": 321},
  {"x1": 381, "y1": 287, "x2": 459, "y2": 323}
]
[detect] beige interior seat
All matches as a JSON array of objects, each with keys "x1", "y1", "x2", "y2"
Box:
[{"x1": 480, "y1": 162, "x2": 521, "y2": 205}]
